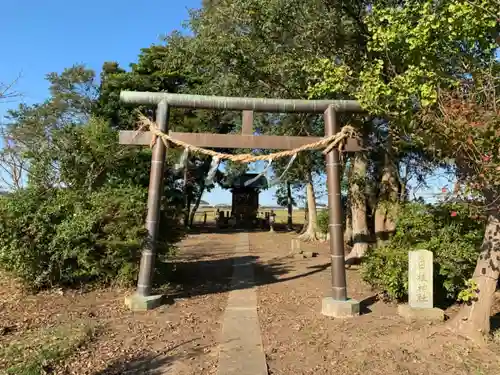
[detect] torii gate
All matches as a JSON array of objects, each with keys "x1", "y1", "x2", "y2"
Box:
[{"x1": 119, "y1": 91, "x2": 363, "y2": 318}]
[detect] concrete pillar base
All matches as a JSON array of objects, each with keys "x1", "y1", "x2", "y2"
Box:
[
  {"x1": 124, "y1": 293, "x2": 164, "y2": 311},
  {"x1": 321, "y1": 297, "x2": 360, "y2": 318}
]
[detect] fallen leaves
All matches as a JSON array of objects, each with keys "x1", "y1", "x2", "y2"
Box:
[
  {"x1": 0, "y1": 233, "x2": 231, "y2": 375},
  {"x1": 250, "y1": 231, "x2": 500, "y2": 375}
]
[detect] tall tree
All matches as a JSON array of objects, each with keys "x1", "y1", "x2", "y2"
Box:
[
  {"x1": 94, "y1": 38, "x2": 232, "y2": 224},
  {"x1": 4, "y1": 66, "x2": 157, "y2": 192},
  {"x1": 308, "y1": 0, "x2": 499, "y2": 338},
  {"x1": 180, "y1": 0, "x2": 376, "y2": 239},
  {"x1": 0, "y1": 75, "x2": 20, "y2": 102},
  {"x1": 419, "y1": 69, "x2": 500, "y2": 341},
  {"x1": 5, "y1": 66, "x2": 98, "y2": 188}
]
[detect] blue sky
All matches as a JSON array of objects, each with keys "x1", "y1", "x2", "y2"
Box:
[
  {"x1": 0, "y1": 0, "x2": 285, "y2": 205},
  {"x1": 0, "y1": 0, "x2": 452, "y2": 205},
  {"x1": 0, "y1": 0, "x2": 199, "y2": 105}
]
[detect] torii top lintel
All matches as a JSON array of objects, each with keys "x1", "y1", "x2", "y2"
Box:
[{"x1": 120, "y1": 91, "x2": 363, "y2": 113}]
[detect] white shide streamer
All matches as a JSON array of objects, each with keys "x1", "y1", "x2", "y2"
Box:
[
  {"x1": 174, "y1": 147, "x2": 189, "y2": 171},
  {"x1": 205, "y1": 156, "x2": 220, "y2": 185},
  {"x1": 268, "y1": 153, "x2": 297, "y2": 186},
  {"x1": 244, "y1": 159, "x2": 273, "y2": 187}
]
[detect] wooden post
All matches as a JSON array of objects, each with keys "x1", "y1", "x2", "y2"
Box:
[
  {"x1": 136, "y1": 101, "x2": 169, "y2": 297},
  {"x1": 242, "y1": 110, "x2": 254, "y2": 135},
  {"x1": 324, "y1": 105, "x2": 347, "y2": 301}
]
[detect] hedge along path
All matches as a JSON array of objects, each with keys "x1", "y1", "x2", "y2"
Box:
[{"x1": 136, "y1": 114, "x2": 358, "y2": 163}]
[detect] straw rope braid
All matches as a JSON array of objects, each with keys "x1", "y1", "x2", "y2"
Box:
[{"x1": 137, "y1": 114, "x2": 357, "y2": 163}]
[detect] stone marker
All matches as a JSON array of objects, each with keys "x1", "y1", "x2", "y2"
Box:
[
  {"x1": 398, "y1": 249, "x2": 444, "y2": 322},
  {"x1": 409, "y1": 249, "x2": 433, "y2": 308}
]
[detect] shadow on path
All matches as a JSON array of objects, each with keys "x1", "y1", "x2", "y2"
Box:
[
  {"x1": 92, "y1": 354, "x2": 171, "y2": 375},
  {"x1": 91, "y1": 340, "x2": 208, "y2": 375},
  {"x1": 359, "y1": 294, "x2": 379, "y2": 315},
  {"x1": 154, "y1": 253, "x2": 331, "y2": 303}
]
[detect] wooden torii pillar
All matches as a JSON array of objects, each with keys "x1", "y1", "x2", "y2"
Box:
[{"x1": 120, "y1": 91, "x2": 363, "y2": 318}]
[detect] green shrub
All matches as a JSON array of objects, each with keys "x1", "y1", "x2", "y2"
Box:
[
  {"x1": 361, "y1": 243, "x2": 409, "y2": 300},
  {"x1": 317, "y1": 209, "x2": 329, "y2": 234},
  {"x1": 0, "y1": 186, "x2": 178, "y2": 289},
  {"x1": 316, "y1": 196, "x2": 348, "y2": 234},
  {"x1": 361, "y1": 202, "x2": 483, "y2": 302}
]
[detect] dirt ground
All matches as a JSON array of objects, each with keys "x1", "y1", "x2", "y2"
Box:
[
  {"x1": 0, "y1": 233, "x2": 235, "y2": 375},
  {"x1": 2, "y1": 229, "x2": 500, "y2": 375},
  {"x1": 251, "y1": 231, "x2": 500, "y2": 375}
]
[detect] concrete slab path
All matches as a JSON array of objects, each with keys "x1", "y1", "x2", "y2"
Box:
[{"x1": 217, "y1": 232, "x2": 268, "y2": 375}]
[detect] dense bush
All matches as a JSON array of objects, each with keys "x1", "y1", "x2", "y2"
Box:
[
  {"x1": 0, "y1": 186, "x2": 178, "y2": 289},
  {"x1": 317, "y1": 209, "x2": 329, "y2": 234},
  {"x1": 317, "y1": 196, "x2": 348, "y2": 234},
  {"x1": 0, "y1": 69, "x2": 190, "y2": 291},
  {"x1": 361, "y1": 202, "x2": 484, "y2": 302}
]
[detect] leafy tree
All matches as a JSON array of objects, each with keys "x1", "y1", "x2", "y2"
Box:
[
  {"x1": 302, "y1": 1, "x2": 448, "y2": 258},
  {"x1": 95, "y1": 35, "x2": 194, "y2": 131},
  {"x1": 180, "y1": 0, "x2": 377, "y2": 240},
  {"x1": 308, "y1": 0, "x2": 498, "y2": 115},
  {"x1": 188, "y1": 0, "x2": 432, "y2": 246},
  {"x1": 5, "y1": 65, "x2": 98, "y2": 189},
  {"x1": 0, "y1": 66, "x2": 184, "y2": 289},
  {"x1": 95, "y1": 37, "x2": 244, "y2": 225},
  {"x1": 308, "y1": 0, "x2": 499, "y2": 338},
  {"x1": 419, "y1": 72, "x2": 500, "y2": 341}
]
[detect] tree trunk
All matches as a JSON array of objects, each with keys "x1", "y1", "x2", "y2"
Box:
[
  {"x1": 373, "y1": 165, "x2": 396, "y2": 244},
  {"x1": 300, "y1": 192, "x2": 309, "y2": 234},
  {"x1": 374, "y1": 205, "x2": 387, "y2": 244},
  {"x1": 345, "y1": 153, "x2": 370, "y2": 263},
  {"x1": 343, "y1": 159, "x2": 353, "y2": 245},
  {"x1": 286, "y1": 181, "x2": 293, "y2": 231},
  {"x1": 447, "y1": 214, "x2": 500, "y2": 343},
  {"x1": 384, "y1": 161, "x2": 400, "y2": 236},
  {"x1": 184, "y1": 196, "x2": 192, "y2": 227},
  {"x1": 183, "y1": 167, "x2": 191, "y2": 228},
  {"x1": 344, "y1": 197, "x2": 353, "y2": 245},
  {"x1": 299, "y1": 178, "x2": 320, "y2": 241},
  {"x1": 374, "y1": 138, "x2": 400, "y2": 245},
  {"x1": 189, "y1": 185, "x2": 206, "y2": 227},
  {"x1": 399, "y1": 181, "x2": 408, "y2": 202}
]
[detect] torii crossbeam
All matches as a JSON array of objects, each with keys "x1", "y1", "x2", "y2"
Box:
[{"x1": 119, "y1": 91, "x2": 363, "y2": 318}]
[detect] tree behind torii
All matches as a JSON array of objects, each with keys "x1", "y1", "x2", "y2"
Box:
[{"x1": 307, "y1": 0, "x2": 499, "y2": 340}]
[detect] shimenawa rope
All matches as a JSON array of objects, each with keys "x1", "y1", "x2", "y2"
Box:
[{"x1": 137, "y1": 114, "x2": 357, "y2": 163}]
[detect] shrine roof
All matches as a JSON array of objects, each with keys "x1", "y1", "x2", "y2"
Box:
[{"x1": 220, "y1": 173, "x2": 268, "y2": 189}]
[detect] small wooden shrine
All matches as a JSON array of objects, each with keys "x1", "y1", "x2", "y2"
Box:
[{"x1": 220, "y1": 173, "x2": 268, "y2": 227}]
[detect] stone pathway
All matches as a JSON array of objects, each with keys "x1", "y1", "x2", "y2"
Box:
[{"x1": 217, "y1": 232, "x2": 268, "y2": 375}]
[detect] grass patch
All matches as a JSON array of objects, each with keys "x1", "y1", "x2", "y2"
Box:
[{"x1": 0, "y1": 321, "x2": 98, "y2": 375}]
